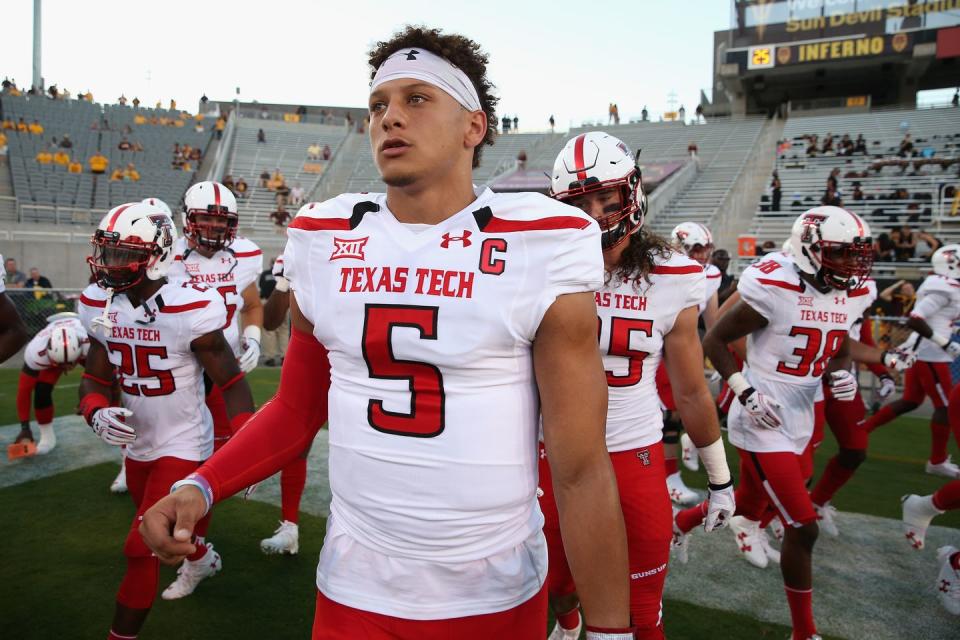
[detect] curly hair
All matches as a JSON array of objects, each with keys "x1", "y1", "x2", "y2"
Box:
[
  {"x1": 367, "y1": 25, "x2": 499, "y2": 169},
  {"x1": 608, "y1": 228, "x2": 675, "y2": 289}
]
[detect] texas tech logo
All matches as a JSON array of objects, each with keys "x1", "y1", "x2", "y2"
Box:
[
  {"x1": 636, "y1": 449, "x2": 651, "y2": 466},
  {"x1": 799, "y1": 213, "x2": 828, "y2": 244},
  {"x1": 330, "y1": 237, "x2": 369, "y2": 261}
]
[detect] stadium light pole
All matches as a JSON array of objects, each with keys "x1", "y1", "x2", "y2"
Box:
[{"x1": 32, "y1": 0, "x2": 42, "y2": 92}]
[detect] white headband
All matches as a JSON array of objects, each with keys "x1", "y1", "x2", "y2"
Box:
[{"x1": 371, "y1": 48, "x2": 481, "y2": 112}]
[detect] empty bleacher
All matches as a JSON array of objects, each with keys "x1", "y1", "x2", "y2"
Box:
[{"x1": 749, "y1": 106, "x2": 960, "y2": 246}]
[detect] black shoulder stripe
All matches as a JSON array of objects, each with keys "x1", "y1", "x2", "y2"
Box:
[
  {"x1": 473, "y1": 206, "x2": 493, "y2": 231},
  {"x1": 351, "y1": 201, "x2": 380, "y2": 229}
]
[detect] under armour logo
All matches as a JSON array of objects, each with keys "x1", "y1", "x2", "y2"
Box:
[
  {"x1": 636, "y1": 449, "x2": 650, "y2": 466},
  {"x1": 834, "y1": 296, "x2": 846, "y2": 305},
  {"x1": 405, "y1": 49, "x2": 420, "y2": 60},
  {"x1": 440, "y1": 230, "x2": 472, "y2": 249}
]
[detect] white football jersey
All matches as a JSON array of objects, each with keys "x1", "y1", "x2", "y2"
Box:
[
  {"x1": 847, "y1": 279, "x2": 878, "y2": 340},
  {"x1": 599, "y1": 252, "x2": 704, "y2": 452},
  {"x1": 166, "y1": 236, "x2": 263, "y2": 355},
  {"x1": 285, "y1": 187, "x2": 602, "y2": 618},
  {"x1": 700, "y1": 263, "x2": 722, "y2": 314},
  {"x1": 78, "y1": 282, "x2": 227, "y2": 462},
  {"x1": 910, "y1": 274, "x2": 960, "y2": 363},
  {"x1": 730, "y1": 252, "x2": 859, "y2": 454},
  {"x1": 23, "y1": 317, "x2": 89, "y2": 371}
]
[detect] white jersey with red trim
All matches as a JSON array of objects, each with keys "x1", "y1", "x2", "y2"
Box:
[
  {"x1": 78, "y1": 282, "x2": 227, "y2": 462},
  {"x1": 600, "y1": 252, "x2": 704, "y2": 452},
  {"x1": 910, "y1": 274, "x2": 960, "y2": 363},
  {"x1": 166, "y1": 236, "x2": 263, "y2": 355},
  {"x1": 847, "y1": 279, "x2": 878, "y2": 339},
  {"x1": 284, "y1": 187, "x2": 602, "y2": 619},
  {"x1": 700, "y1": 263, "x2": 722, "y2": 314},
  {"x1": 731, "y1": 252, "x2": 859, "y2": 454},
  {"x1": 23, "y1": 317, "x2": 89, "y2": 371}
]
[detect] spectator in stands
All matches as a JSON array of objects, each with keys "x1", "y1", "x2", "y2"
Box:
[
  {"x1": 259, "y1": 169, "x2": 271, "y2": 188},
  {"x1": 28, "y1": 120, "x2": 44, "y2": 135},
  {"x1": 770, "y1": 170, "x2": 782, "y2": 211},
  {"x1": 118, "y1": 137, "x2": 132, "y2": 151},
  {"x1": 257, "y1": 128, "x2": 266, "y2": 144},
  {"x1": 88, "y1": 152, "x2": 109, "y2": 175},
  {"x1": 194, "y1": 120, "x2": 205, "y2": 133},
  {"x1": 235, "y1": 177, "x2": 248, "y2": 198},
  {"x1": 0, "y1": 130, "x2": 7, "y2": 160},
  {"x1": 827, "y1": 167, "x2": 840, "y2": 192},
  {"x1": 712, "y1": 249, "x2": 737, "y2": 305},
  {"x1": 501, "y1": 115, "x2": 510, "y2": 134},
  {"x1": 874, "y1": 232, "x2": 895, "y2": 261},
  {"x1": 513, "y1": 115, "x2": 519, "y2": 133},
  {"x1": 608, "y1": 103, "x2": 615, "y2": 124},
  {"x1": 898, "y1": 133, "x2": 914, "y2": 158},
  {"x1": 323, "y1": 144, "x2": 332, "y2": 161},
  {"x1": 4, "y1": 258, "x2": 26, "y2": 288},
  {"x1": 892, "y1": 225, "x2": 917, "y2": 260},
  {"x1": 170, "y1": 98, "x2": 177, "y2": 110},
  {"x1": 270, "y1": 207, "x2": 290, "y2": 228},
  {"x1": 806, "y1": 134, "x2": 818, "y2": 156},
  {"x1": 549, "y1": 114, "x2": 555, "y2": 132},
  {"x1": 879, "y1": 279, "x2": 916, "y2": 316},
  {"x1": 290, "y1": 183, "x2": 305, "y2": 206},
  {"x1": 821, "y1": 133, "x2": 833, "y2": 154},
  {"x1": 1, "y1": 119, "x2": 13, "y2": 130},
  {"x1": 821, "y1": 187, "x2": 841, "y2": 207},
  {"x1": 854, "y1": 134, "x2": 867, "y2": 154},
  {"x1": 215, "y1": 116, "x2": 225, "y2": 139},
  {"x1": 269, "y1": 169, "x2": 286, "y2": 191},
  {"x1": 189, "y1": 147, "x2": 202, "y2": 162},
  {"x1": 307, "y1": 142, "x2": 321, "y2": 160},
  {"x1": 35, "y1": 149, "x2": 53, "y2": 165},
  {"x1": 53, "y1": 149, "x2": 69, "y2": 167},
  {"x1": 223, "y1": 175, "x2": 236, "y2": 193},
  {"x1": 953, "y1": 89, "x2": 959, "y2": 107},
  {"x1": 68, "y1": 160, "x2": 82, "y2": 174},
  {"x1": 916, "y1": 231, "x2": 941, "y2": 259},
  {"x1": 695, "y1": 104, "x2": 705, "y2": 124},
  {"x1": 758, "y1": 240, "x2": 777, "y2": 256},
  {"x1": 641, "y1": 106, "x2": 649, "y2": 121},
  {"x1": 132, "y1": 140, "x2": 144, "y2": 152},
  {"x1": 838, "y1": 134, "x2": 853, "y2": 156},
  {"x1": 851, "y1": 183, "x2": 864, "y2": 201},
  {"x1": 275, "y1": 182, "x2": 291, "y2": 207},
  {"x1": 132, "y1": 96, "x2": 140, "y2": 108},
  {"x1": 16, "y1": 118, "x2": 28, "y2": 133},
  {"x1": 678, "y1": 105, "x2": 685, "y2": 123},
  {"x1": 24, "y1": 267, "x2": 52, "y2": 295}
]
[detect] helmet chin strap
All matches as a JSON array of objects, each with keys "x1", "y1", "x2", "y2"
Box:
[{"x1": 90, "y1": 288, "x2": 116, "y2": 334}]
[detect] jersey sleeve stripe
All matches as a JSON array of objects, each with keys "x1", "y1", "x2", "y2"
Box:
[
  {"x1": 473, "y1": 207, "x2": 591, "y2": 233},
  {"x1": 848, "y1": 287, "x2": 870, "y2": 297},
  {"x1": 756, "y1": 278, "x2": 804, "y2": 292},
  {"x1": 233, "y1": 249, "x2": 262, "y2": 258},
  {"x1": 159, "y1": 300, "x2": 211, "y2": 313},
  {"x1": 706, "y1": 272, "x2": 722, "y2": 278},
  {"x1": 289, "y1": 217, "x2": 352, "y2": 231},
  {"x1": 651, "y1": 264, "x2": 703, "y2": 275},
  {"x1": 79, "y1": 293, "x2": 107, "y2": 308}
]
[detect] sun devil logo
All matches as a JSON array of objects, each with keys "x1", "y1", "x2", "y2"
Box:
[{"x1": 330, "y1": 237, "x2": 369, "y2": 261}]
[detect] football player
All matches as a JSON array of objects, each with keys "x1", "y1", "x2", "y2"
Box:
[
  {"x1": 141, "y1": 27, "x2": 634, "y2": 639},
  {"x1": 78, "y1": 202, "x2": 254, "y2": 640},
  {"x1": 0, "y1": 253, "x2": 29, "y2": 363},
  {"x1": 902, "y1": 481, "x2": 960, "y2": 614},
  {"x1": 542, "y1": 132, "x2": 734, "y2": 639},
  {"x1": 167, "y1": 181, "x2": 263, "y2": 452},
  {"x1": 14, "y1": 314, "x2": 89, "y2": 454},
  {"x1": 658, "y1": 221, "x2": 721, "y2": 505},
  {"x1": 861, "y1": 245, "x2": 960, "y2": 478}
]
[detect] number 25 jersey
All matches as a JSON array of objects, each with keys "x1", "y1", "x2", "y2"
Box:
[{"x1": 285, "y1": 187, "x2": 602, "y2": 618}]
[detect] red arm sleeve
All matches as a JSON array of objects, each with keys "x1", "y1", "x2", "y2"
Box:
[
  {"x1": 859, "y1": 318, "x2": 888, "y2": 377},
  {"x1": 17, "y1": 371, "x2": 38, "y2": 422},
  {"x1": 196, "y1": 327, "x2": 330, "y2": 503}
]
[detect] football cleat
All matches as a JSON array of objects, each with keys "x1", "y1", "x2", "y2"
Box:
[
  {"x1": 814, "y1": 502, "x2": 839, "y2": 537},
  {"x1": 666, "y1": 471, "x2": 702, "y2": 505},
  {"x1": 758, "y1": 528, "x2": 780, "y2": 564},
  {"x1": 936, "y1": 546, "x2": 960, "y2": 615},
  {"x1": 35, "y1": 424, "x2": 56, "y2": 455},
  {"x1": 680, "y1": 432, "x2": 699, "y2": 471},
  {"x1": 161, "y1": 545, "x2": 221, "y2": 600},
  {"x1": 547, "y1": 611, "x2": 582, "y2": 640},
  {"x1": 901, "y1": 494, "x2": 942, "y2": 551},
  {"x1": 110, "y1": 460, "x2": 127, "y2": 494},
  {"x1": 671, "y1": 506, "x2": 690, "y2": 565},
  {"x1": 926, "y1": 456, "x2": 960, "y2": 479},
  {"x1": 260, "y1": 520, "x2": 299, "y2": 555},
  {"x1": 729, "y1": 516, "x2": 768, "y2": 569}
]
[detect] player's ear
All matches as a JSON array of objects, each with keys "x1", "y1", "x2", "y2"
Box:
[{"x1": 464, "y1": 109, "x2": 486, "y2": 152}]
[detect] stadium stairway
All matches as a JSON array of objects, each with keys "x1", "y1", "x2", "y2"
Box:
[{"x1": 311, "y1": 130, "x2": 367, "y2": 202}]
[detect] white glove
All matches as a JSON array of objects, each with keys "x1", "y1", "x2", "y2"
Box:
[
  {"x1": 827, "y1": 370, "x2": 858, "y2": 402},
  {"x1": 708, "y1": 369, "x2": 722, "y2": 384},
  {"x1": 272, "y1": 256, "x2": 289, "y2": 293},
  {"x1": 883, "y1": 347, "x2": 917, "y2": 372},
  {"x1": 740, "y1": 388, "x2": 783, "y2": 430},
  {"x1": 91, "y1": 407, "x2": 136, "y2": 446},
  {"x1": 877, "y1": 374, "x2": 896, "y2": 399},
  {"x1": 946, "y1": 341, "x2": 960, "y2": 359},
  {"x1": 704, "y1": 482, "x2": 736, "y2": 532},
  {"x1": 238, "y1": 325, "x2": 261, "y2": 373}
]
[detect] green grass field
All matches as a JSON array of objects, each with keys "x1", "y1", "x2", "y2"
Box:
[{"x1": 0, "y1": 367, "x2": 956, "y2": 638}]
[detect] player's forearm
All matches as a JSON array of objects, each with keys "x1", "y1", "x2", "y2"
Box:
[
  {"x1": 675, "y1": 385, "x2": 722, "y2": 448},
  {"x1": 240, "y1": 302, "x2": 264, "y2": 331},
  {"x1": 262, "y1": 291, "x2": 289, "y2": 331},
  {"x1": 221, "y1": 377, "x2": 255, "y2": 421},
  {"x1": 906, "y1": 315, "x2": 933, "y2": 339},
  {"x1": 703, "y1": 332, "x2": 741, "y2": 381}
]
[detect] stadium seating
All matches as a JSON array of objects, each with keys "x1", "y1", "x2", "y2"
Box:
[{"x1": 749, "y1": 106, "x2": 960, "y2": 245}]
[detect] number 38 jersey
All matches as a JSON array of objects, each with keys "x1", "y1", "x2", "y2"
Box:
[
  {"x1": 731, "y1": 252, "x2": 860, "y2": 454},
  {"x1": 600, "y1": 252, "x2": 705, "y2": 451},
  {"x1": 78, "y1": 282, "x2": 228, "y2": 462},
  {"x1": 284, "y1": 187, "x2": 602, "y2": 618},
  {"x1": 166, "y1": 236, "x2": 263, "y2": 356}
]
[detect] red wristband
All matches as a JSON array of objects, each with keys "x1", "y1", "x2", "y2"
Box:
[{"x1": 79, "y1": 392, "x2": 110, "y2": 424}]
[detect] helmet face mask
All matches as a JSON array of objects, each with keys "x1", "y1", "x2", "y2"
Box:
[
  {"x1": 558, "y1": 178, "x2": 641, "y2": 250},
  {"x1": 88, "y1": 232, "x2": 155, "y2": 291},
  {"x1": 790, "y1": 207, "x2": 873, "y2": 291},
  {"x1": 815, "y1": 240, "x2": 874, "y2": 290},
  {"x1": 185, "y1": 206, "x2": 238, "y2": 251},
  {"x1": 88, "y1": 203, "x2": 178, "y2": 292}
]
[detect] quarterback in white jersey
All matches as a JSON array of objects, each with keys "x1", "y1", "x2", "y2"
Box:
[
  {"x1": 143, "y1": 31, "x2": 633, "y2": 640},
  {"x1": 863, "y1": 244, "x2": 960, "y2": 477},
  {"x1": 77, "y1": 202, "x2": 254, "y2": 640},
  {"x1": 14, "y1": 315, "x2": 89, "y2": 454},
  {"x1": 166, "y1": 181, "x2": 263, "y2": 451},
  {"x1": 541, "y1": 132, "x2": 733, "y2": 639}
]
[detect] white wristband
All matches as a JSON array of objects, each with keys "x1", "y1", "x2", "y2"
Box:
[
  {"x1": 697, "y1": 438, "x2": 732, "y2": 486},
  {"x1": 243, "y1": 324, "x2": 262, "y2": 344},
  {"x1": 932, "y1": 333, "x2": 950, "y2": 348},
  {"x1": 586, "y1": 633, "x2": 634, "y2": 640},
  {"x1": 726, "y1": 371, "x2": 751, "y2": 397},
  {"x1": 273, "y1": 276, "x2": 289, "y2": 293}
]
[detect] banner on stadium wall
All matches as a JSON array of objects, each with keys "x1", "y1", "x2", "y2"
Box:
[{"x1": 752, "y1": 31, "x2": 915, "y2": 66}]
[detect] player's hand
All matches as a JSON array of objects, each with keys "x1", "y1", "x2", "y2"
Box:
[
  {"x1": 238, "y1": 338, "x2": 261, "y2": 373},
  {"x1": 883, "y1": 347, "x2": 916, "y2": 372},
  {"x1": 90, "y1": 407, "x2": 136, "y2": 445},
  {"x1": 877, "y1": 374, "x2": 896, "y2": 400},
  {"x1": 704, "y1": 481, "x2": 735, "y2": 532},
  {"x1": 827, "y1": 370, "x2": 858, "y2": 402},
  {"x1": 139, "y1": 487, "x2": 205, "y2": 565},
  {"x1": 946, "y1": 341, "x2": 960, "y2": 359},
  {"x1": 271, "y1": 256, "x2": 285, "y2": 278},
  {"x1": 739, "y1": 387, "x2": 783, "y2": 430}
]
